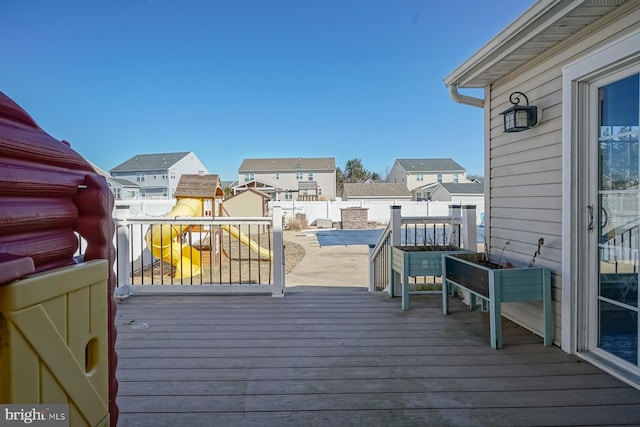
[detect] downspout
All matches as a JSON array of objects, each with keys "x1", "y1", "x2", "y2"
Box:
[{"x1": 448, "y1": 84, "x2": 484, "y2": 108}]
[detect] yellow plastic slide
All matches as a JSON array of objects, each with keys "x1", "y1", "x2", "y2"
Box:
[
  {"x1": 145, "y1": 198, "x2": 274, "y2": 278},
  {"x1": 221, "y1": 224, "x2": 273, "y2": 260},
  {"x1": 145, "y1": 198, "x2": 202, "y2": 279}
]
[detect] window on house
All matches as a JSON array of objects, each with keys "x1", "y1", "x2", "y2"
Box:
[
  {"x1": 308, "y1": 172, "x2": 314, "y2": 181},
  {"x1": 153, "y1": 172, "x2": 157, "y2": 179},
  {"x1": 318, "y1": 188, "x2": 322, "y2": 195},
  {"x1": 284, "y1": 192, "x2": 293, "y2": 200},
  {"x1": 296, "y1": 172, "x2": 303, "y2": 180},
  {"x1": 453, "y1": 173, "x2": 459, "y2": 183},
  {"x1": 416, "y1": 174, "x2": 424, "y2": 181},
  {"x1": 113, "y1": 188, "x2": 121, "y2": 200},
  {"x1": 437, "y1": 173, "x2": 443, "y2": 183},
  {"x1": 170, "y1": 171, "x2": 176, "y2": 179},
  {"x1": 244, "y1": 173, "x2": 254, "y2": 182},
  {"x1": 136, "y1": 172, "x2": 145, "y2": 182},
  {"x1": 162, "y1": 172, "x2": 167, "y2": 179},
  {"x1": 275, "y1": 173, "x2": 280, "y2": 180}
]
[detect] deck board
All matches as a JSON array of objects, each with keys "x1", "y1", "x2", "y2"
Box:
[{"x1": 115, "y1": 290, "x2": 640, "y2": 426}]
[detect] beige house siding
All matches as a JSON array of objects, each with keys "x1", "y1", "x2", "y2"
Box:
[
  {"x1": 487, "y1": 3, "x2": 640, "y2": 342},
  {"x1": 238, "y1": 158, "x2": 336, "y2": 201}
]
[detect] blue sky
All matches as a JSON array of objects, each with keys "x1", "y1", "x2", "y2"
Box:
[{"x1": 2, "y1": 0, "x2": 535, "y2": 180}]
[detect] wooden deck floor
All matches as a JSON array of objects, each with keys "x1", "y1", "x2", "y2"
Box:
[{"x1": 115, "y1": 289, "x2": 640, "y2": 426}]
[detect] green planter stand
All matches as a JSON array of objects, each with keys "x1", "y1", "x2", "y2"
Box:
[
  {"x1": 442, "y1": 252, "x2": 553, "y2": 349},
  {"x1": 391, "y1": 246, "x2": 465, "y2": 311}
]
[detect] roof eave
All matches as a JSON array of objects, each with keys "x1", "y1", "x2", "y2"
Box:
[{"x1": 444, "y1": 0, "x2": 584, "y2": 88}]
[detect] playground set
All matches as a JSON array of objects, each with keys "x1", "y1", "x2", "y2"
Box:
[{"x1": 144, "y1": 172, "x2": 274, "y2": 281}]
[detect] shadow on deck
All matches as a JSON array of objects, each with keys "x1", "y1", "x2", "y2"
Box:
[{"x1": 115, "y1": 289, "x2": 640, "y2": 426}]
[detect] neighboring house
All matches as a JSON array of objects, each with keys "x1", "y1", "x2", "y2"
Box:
[
  {"x1": 110, "y1": 151, "x2": 208, "y2": 200},
  {"x1": 221, "y1": 180, "x2": 237, "y2": 198},
  {"x1": 426, "y1": 182, "x2": 484, "y2": 205},
  {"x1": 108, "y1": 178, "x2": 141, "y2": 200},
  {"x1": 467, "y1": 175, "x2": 484, "y2": 184},
  {"x1": 387, "y1": 158, "x2": 468, "y2": 191},
  {"x1": 341, "y1": 182, "x2": 412, "y2": 202},
  {"x1": 445, "y1": 0, "x2": 640, "y2": 387},
  {"x1": 88, "y1": 161, "x2": 140, "y2": 200},
  {"x1": 238, "y1": 157, "x2": 337, "y2": 201}
]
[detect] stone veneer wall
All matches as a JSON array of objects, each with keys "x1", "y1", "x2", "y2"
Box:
[{"x1": 340, "y1": 207, "x2": 369, "y2": 229}]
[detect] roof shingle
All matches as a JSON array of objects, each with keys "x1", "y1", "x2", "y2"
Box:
[
  {"x1": 396, "y1": 158, "x2": 465, "y2": 173},
  {"x1": 110, "y1": 152, "x2": 192, "y2": 172},
  {"x1": 342, "y1": 183, "x2": 411, "y2": 198},
  {"x1": 239, "y1": 157, "x2": 335, "y2": 172}
]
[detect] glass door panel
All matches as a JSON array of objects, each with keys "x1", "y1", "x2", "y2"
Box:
[{"x1": 597, "y1": 73, "x2": 640, "y2": 365}]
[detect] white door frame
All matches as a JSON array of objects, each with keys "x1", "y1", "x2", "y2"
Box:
[{"x1": 562, "y1": 28, "x2": 640, "y2": 383}]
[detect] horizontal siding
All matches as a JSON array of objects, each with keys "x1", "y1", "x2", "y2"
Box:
[
  {"x1": 491, "y1": 206, "x2": 561, "y2": 223},
  {"x1": 491, "y1": 156, "x2": 561, "y2": 177},
  {"x1": 491, "y1": 169, "x2": 562, "y2": 187},
  {"x1": 487, "y1": 4, "x2": 640, "y2": 343}
]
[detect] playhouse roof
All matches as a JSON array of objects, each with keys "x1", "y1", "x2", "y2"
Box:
[{"x1": 174, "y1": 174, "x2": 221, "y2": 198}]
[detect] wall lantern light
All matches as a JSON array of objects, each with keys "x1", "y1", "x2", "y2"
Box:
[{"x1": 500, "y1": 91, "x2": 538, "y2": 132}]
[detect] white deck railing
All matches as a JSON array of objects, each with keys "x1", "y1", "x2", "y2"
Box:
[
  {"x1": 113, "y1": 206, "x2": 284, "y2": 298},
  {"x1": 369, "y1": 205, "x2": 477, "y2": 292}
]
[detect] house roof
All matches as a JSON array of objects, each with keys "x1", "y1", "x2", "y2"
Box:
[
  {"x1": 174, "y1": 174, "x2": 221, "y2": 198},
  {"x1": 239, "y1": 157, "x2": 336, "y2": 172},
  {"x1": 221, "y1": 180, "x2": 237, "y2": 190},
  {"x1": 395, "y1": 158, "x2": 465, "y2": 173},
  {"x1": 342, "y1": 183, "x2": 411, "y2": 199},
  {"x1": 444, "y1": 0, "x2": 631, "y2": 89},
  {"x1": 435, "y1": 182, "x2": 484, "y2": 195},
  {"x1": 110, "y1": 152, "x2": 192, "y2": 173},
  {"x1": 110, "y1": 178, "x2": 139, "y2": 187}
]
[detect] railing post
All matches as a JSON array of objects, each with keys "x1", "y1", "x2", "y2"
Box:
[
  {"x1": 368, "y1": 244, "x2": 375, "y2": 292},
  {"x1": 114, "y1": 220, "x2": 132, "y2": 298},
  {"x1": 461, "y1": 205, "x2": 477, "y2": 252},
  {"x1": 272, "y1": 206, "x2": 285, "y2": 297},
  {"x1": 448, "y1": 204, "x2": 461, "y2": 247},
  {"x1": 389, "y1": 205, "x2": 402, "y2": 297}
]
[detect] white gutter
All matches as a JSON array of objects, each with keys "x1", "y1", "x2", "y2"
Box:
[{"x1": 448, "y1": 84, "x2": 484, "y2": 109}]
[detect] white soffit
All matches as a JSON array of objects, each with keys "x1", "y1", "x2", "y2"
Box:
[{"x1": 444, "y1": 0, "x2": 630, "y2": 88}]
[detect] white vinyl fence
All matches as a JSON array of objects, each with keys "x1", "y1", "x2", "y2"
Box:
[{"x1": 115, "y1": 199, "x2": 484, "y2": 227}]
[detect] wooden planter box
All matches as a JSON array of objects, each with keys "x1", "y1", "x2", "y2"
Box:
[
  {"x1": 391, "y1": 245, "x2": 465, "y2": 310},
  {"x1": 442, "y1": 252, "x2": 553, "y2": 349}
]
